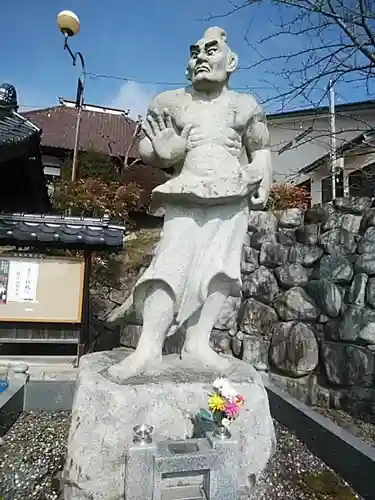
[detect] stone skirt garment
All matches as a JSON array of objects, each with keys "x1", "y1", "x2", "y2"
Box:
[
  {"x1": 133, "y1": 199, "x2": 249, "y2": 336},
  {"x1": 153, "y1": 143, "x2": 262, "y2": 206}
]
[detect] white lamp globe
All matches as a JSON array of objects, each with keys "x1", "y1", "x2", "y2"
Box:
[{"x1": 57, "y1": 10, "x2": 80, "y2": 37}]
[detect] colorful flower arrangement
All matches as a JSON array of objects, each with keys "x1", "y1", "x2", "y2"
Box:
[{"x1": 200, "y1": 377, "x2": 245, "y2": 430}]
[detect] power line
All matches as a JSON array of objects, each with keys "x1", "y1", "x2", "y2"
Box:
[
  {"x1": 19, "y1": 104, "x2": 41, "y2": 109},
  {"x1": 18, "y1": 72, "x2": 284, "y2": 110},
  {"x1": 87, "y1": 71, "x2": 367, "y2": 95},
  {"x1": 86, "y1": 72, "x2": 186, "y2": 87},
  {"x1": 19, "y1": 70, "x2": 371, "y2": 111},
  {"x1": 85, "y1": 71, "x2": 285, "y2": 91}
]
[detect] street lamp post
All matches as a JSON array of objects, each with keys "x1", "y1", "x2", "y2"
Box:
[{"x1": 57, "y1": 10, "x2": 85, "y2": 182}]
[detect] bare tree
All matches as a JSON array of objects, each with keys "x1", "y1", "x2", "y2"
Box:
[
  {"x1": 105, "y1": 114, "x2": 143, "y2": 173},
  {"x1": 209, "y1": 0, "x2": 375, "y2": 110}
]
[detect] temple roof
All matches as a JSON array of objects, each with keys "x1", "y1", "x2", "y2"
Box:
[
  {"x1": 0, "y1": 213, "x2": 125, "y2": 251},
  {"x1": 0, "y1": 112, "x2": 40, "y2": 149},
  {"x1": 0, "y1": 82, "x2": 41, "y2": 160},
  {"x1": 23, "y1": 101, "x2": 140, "y2": 159}
]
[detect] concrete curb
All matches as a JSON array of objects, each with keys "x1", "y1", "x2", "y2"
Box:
[
  {"x1": 0, "y1": 374, "x2": 27, "y2": 436},
  {"x1": 24, "y1": 380, "x2": 76, "y2": 411},
  {"x1": 266, "y1": 383, "x2": 375, "y2": 500}
]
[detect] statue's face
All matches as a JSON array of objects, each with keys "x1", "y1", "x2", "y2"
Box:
[{"x1": 187, "y1": 38, "x2": 233, "y2": 90}]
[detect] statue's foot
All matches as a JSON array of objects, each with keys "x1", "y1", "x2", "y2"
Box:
[
  {"x1": 107, "y1": 350, "x2": 162, "y2": 383},
  {"x1": 181, "y1": 343, "x2": 231, "y2": 372}
]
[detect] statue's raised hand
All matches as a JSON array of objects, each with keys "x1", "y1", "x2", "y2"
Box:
[{"x1": 145, "y1": 109, "x2": 191, "y2": 164}]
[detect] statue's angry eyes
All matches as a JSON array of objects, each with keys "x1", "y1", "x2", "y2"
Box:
[
  {"x1": 189, "y1": 41, "x2": 219, "y2": 59},
  {"x1": 190, "y1": 48, "x2": 218, "y2": 59},
  {"x1": 206, "y1": 47, "x2": 218, "y2": 56}
]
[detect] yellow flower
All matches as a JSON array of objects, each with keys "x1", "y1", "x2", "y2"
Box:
[{"x1": 208, "y1": 392, "x2": 225, "y2": 412}]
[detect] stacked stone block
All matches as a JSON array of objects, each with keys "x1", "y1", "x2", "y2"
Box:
[
  {"x1": 235, "y1": 197, "x2": 375, "y2": 413},
  {"x1": 115, "y1": 197, "x2": 375, "y2": 413}
]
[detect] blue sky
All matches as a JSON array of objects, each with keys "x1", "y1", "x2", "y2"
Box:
[{"x1": 2, "y1": 0, "x2": 373, "y2": 117}]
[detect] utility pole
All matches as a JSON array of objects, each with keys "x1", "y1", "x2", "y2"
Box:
[
  {"x1": 57, "y1": 10, "x2": 85, "y2": 182},
  {"x1": 70, "y1": 53, "x2": 85, "y2": 182},
  {"x1": 328, "y1": 80, "x2": 337, "y2": 200}
]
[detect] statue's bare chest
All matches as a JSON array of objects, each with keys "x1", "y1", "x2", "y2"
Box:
[{"x1": 172, "y1": 97, "x2": 247, "y2": 134}]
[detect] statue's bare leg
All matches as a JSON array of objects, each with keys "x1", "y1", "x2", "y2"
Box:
[
  {"x1": 182, "y1": 284, "x2": 231, "y2": 370},
  {"x1": 108, "y1": 283, "x2": 174, "y2": 382}
]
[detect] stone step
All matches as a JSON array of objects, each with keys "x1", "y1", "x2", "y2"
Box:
[
  {"x1": 161, "y1": 485, "x2": 206, "y2": 500},
  {"x1": 0, "y1": 355, "x2": 77, "y2": 381},
  {"x1": 0, "y1": 355, "x2": 76, "y2": 366}
]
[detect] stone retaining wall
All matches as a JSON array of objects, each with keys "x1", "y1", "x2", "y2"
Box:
[
  {"x1": 116, "y1": 196, "x2": 375, "y2": 414},
  {"x1": 235, "y1": 197, "x2": 375, "y2": 414}
]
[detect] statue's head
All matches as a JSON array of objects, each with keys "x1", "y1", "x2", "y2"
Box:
[{"x1": 186, "y1": 27, "x2": 238, "y2": 91}]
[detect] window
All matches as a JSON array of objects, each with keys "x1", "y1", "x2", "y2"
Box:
[
  {"x1": 322, "y1": 171, "x2": 344, "y2": 203},
  {"x1": 349, "y1": 163, "x2": 375, "y2": 198}
]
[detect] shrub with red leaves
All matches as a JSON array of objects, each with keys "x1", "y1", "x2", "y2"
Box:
[
  {"x1": 51, "y1": 150, "x2": 144, "y2": 224},
  {"x1": 266, "y1": 183, "x2": 311, "y2": 211},
  {"x1": 52, "y1": 178, "x2": 143, "y2": 222}
]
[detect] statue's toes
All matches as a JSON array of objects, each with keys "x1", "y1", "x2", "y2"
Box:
[{"x1": 107, "y1": 362, "x2": 138, "y2": 383}]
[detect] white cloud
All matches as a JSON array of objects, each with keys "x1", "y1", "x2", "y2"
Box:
[{"x1": 110, "y1": 81, "x2": 155, "y2": 119}]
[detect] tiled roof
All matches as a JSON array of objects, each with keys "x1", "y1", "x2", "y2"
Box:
[
  {"x1": 22, "y1": 106, "x2": 140, "y2": 158},
  {"x1": 0, "y1": 213, "x2": 125, "y2": 251},
  {"x1": 299, "y1": 129, "x2": 375, "y2": 175},
  {"x1": 0, "y1": 111, "x2": 39, "y2": 150},
  {"x1": 268, "y1": 99, "x2": 375, "y2": 121}
]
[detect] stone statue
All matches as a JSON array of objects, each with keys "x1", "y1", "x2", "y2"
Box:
[
  {"x1": 65, "y1": 32, "x2": 276, "y2": 497},
  {"x1": 108, "y1": 26, "x2": 272, "y2": 382}
]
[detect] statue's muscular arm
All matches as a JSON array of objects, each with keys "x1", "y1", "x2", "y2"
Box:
[
  {"x1": 242, "y1": 95, "x2": 272, "y2": 209},
  {"x1": 139, "y1": 91, "x2": 188, "y2": 169}
]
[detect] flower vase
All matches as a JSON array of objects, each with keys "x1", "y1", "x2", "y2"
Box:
[{"x1": 213, "y1": 423, "x2": 231, "y2": 440}]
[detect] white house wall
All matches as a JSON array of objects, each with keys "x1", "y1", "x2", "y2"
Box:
[
  {"x1": 269, "y1": 120, "x2": 326, "y2": 182},
  {"x1": 303, "y1": 149, "x2": 375, "y2": 204},
  {"x1": 268, "y1": 108, "x2": 375, "y2": 184},
  {"x1": 310, "y1": 165, "x2": 330, "y2": 205}
]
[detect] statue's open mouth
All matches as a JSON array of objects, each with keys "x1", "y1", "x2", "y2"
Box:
[{"x1": 195, "y1": 66, "x2": 210, "y2": 75}]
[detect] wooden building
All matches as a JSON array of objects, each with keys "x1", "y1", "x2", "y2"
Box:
[{"x1": 0, "y1": 84, "x2": 125, "y2": 356}]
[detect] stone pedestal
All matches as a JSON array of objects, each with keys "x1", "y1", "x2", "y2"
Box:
[{"x1": 63, "y1": 349, "x2": 276, "y2": 500}]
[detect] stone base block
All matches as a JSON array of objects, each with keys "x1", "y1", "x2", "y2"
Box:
[
  {"x1": 268, "y1": 371, "x2": 318, "y2": 405},
  {"x1": 63, "y1": 349, "x2": 276, "y2": 500}
]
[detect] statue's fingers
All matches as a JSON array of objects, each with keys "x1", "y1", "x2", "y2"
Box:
[
  {"x1": 226, "y1": 145, "x2": 239, "y2": 155},
  {"x1": 248, "y1": 176, "x2": 263, "y2": 187},
  {"x1": 189, "y1": 134, "x2": 205, "y2": 143},
  {"x1": 147, "y1": 115, "x2": 157, "y2": 136},
  {"x1": 181, "y1": 124, "x2": 193, "y2": 139},
  {"x1": 188, "y1": 129, "x2": 204, "y2": 141},
  {"x1": 163, "y1": 109, "x2": 174, "y2": 129},
  {"x1": 227, "y1": 139, "x2": 240, "y2": 149},
  {"x1": 142, "y1": 124, "x2": 152, "y2": 141},
  {"x1": 228, "y1": 135, "x2": 241, "y2": 144},
  {"x1": 151, "y1": 110, "x2": 165, "y2": 130}
]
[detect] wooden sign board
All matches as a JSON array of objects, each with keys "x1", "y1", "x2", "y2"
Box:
[{"x1": 0, "y1": 255, "x2": 85, "y2": 323}]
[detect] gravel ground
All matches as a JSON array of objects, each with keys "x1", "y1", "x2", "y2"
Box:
[
  {"x1": 0, "y1": 412, "x2": 361, "y2": 500},
  {"x1": 254, "y1": 424, "x2": 361, "y2": 500},
  {"x1": 315, "y1": 407, "x2": 375, "y2": 447},
  {"x1": 0, "y1": 412, "x2": 69, "y2": 500}
]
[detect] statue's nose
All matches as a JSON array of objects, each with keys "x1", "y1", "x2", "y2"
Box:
[{"x1": 197, "y1": 52, "x2": 208, "y2": 62}]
